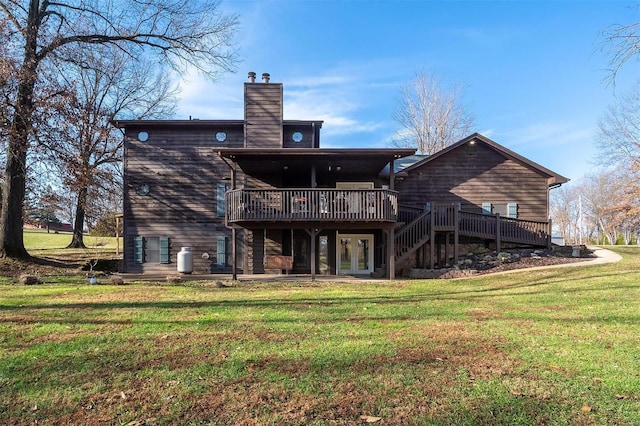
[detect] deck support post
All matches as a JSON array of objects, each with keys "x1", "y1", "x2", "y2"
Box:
[
  {"x1": 496, "y1": 213, "x2": 501, "y2": 253},
  {"x1": 305, "y1": 228, "x2": 318, "y2": 281},
  {"x1": 443, "y1": 234, "x2": 449, "y2": 267},
  {"x1": 547, "y1": 218, "x2": 553, "y2": 249},
  {"x1": 454, "y1": 207, "x2": 459, "y2": 265},
  {"x1": 386, "y1": 227, "x2": 395, "y2": 279},
  {"x1": 232, "y1": 227, "x2": 237, "y2": 280},
  {"x1": 430, "y1": 209, "x2": 436, "y2": 269}
]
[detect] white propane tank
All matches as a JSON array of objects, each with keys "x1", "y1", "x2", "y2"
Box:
[{"x1": 177, "y1": 247, "x2": 193, "y2": 273}]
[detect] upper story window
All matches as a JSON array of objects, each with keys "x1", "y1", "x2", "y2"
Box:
[
  {"x1": 292, "y1": 131, "x2": 303, "y2": 143},
  {"x1": 216, "y1": 131, "x2": 227, "y2": 142},
  {"x1": 137, "y1": 131, "x2": 149, "y2": 142}
]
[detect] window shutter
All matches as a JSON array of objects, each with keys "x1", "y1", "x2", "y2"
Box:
[
  {"x1": 217, "y1": 183, "x2": 228, "y2": 217},
  {"x1": 482, "y1": 202, "x2": 492, "y2": 215},
  {"x1": 134, "y1": 236, "x2": 144, "y2": 263},
  {"x1": 507, "y1": 203, "x2": 518, "y2": 218},
  {"x1": 217, "y1": 236, "x2": 227, "y2": 267},
  {"x1": 159, "y1": 236, "x2": 170, "y2": 264}
]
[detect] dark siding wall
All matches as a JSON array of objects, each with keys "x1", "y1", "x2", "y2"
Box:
[
  {"x1": 396, "y1": 142, "x2": 550, "y2": 221},
  {"x1": 245, "y1": 83, "x2": 283, "y2": 148},
  {"x1": 283, "y1": 124, "x2": 316, "y2": 148},
  {"x1": 123, "y1": 124, "x2": 244, "y2": 273}
]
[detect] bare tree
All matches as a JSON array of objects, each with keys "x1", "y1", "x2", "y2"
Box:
[
  {"x1": 393, "y1": 71, "x2": 475, "y2": 155},
  {"x1": 550, "y1": 183, "x2": 582, "y2": 244},
  {"x1": 582, "y1": 169, "x2": 630, "y2": 245},
  {"x1": 600, "y1": 19, "x2": 640, "y2": 86},
  {"x1": 597, "y1": 82, "x2": 640, "y2": 167},
  {"x1": 0, "y1": 0, "x2": 239, "y2": 259},
  {"x1": 41, "y1": 46, "x2": 176, "y2": 248}
]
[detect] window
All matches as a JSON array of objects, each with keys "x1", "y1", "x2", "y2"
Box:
[
  {"x1": 482, "y1": 202, "x2": 492, "y2": 215},
  {"x1": 216, "y1": 131, "x2": 227, "y2": 142},
  {"x1": 217, "y1": 236, "x2": 227, "y2": 267},
  {"x1": 507, "y1": 203, "x2": 518, "y2": 218},
  {"x1": 217, "y1": 183, "x2": 229, "y2": 217},
  {"x1": 133, "y1": 236, "x2": 170, "y2": 264}
]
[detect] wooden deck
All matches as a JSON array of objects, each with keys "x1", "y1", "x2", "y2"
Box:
[
  {"x1": 226, "y1": 188, "x2": 398, "y2": 223},
  {"x1": 395, "y1": 204, "x2": 551, "y2": 266}
]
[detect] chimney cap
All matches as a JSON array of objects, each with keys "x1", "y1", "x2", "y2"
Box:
[
  {"x1": 262, "y1": 73, "x2": 270, "y2": 83},
  {"x1": 248, "y1": 71, "x2": 256, "y2": 83}
]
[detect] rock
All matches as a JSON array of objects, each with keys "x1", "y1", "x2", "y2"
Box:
[
  {"x1": 497, "y1": 252, "x2": 512, "y2": 262},
  {"x1": 19, "y1": 274, "x2": 41, "y2": 285},
  {"x1": 110, "y1": 276, "x2": 125, "y2": 285}
]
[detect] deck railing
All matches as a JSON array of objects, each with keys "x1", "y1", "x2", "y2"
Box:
[
  {"x1": 394, "y1": 207, "x2": 551, "y2": 263},
  {"x1": 459, "y1": 211, "x2": 549, "y2": 246},
  {"x1": 226, "y1": 188, "x2": 398, "y2": 223}
]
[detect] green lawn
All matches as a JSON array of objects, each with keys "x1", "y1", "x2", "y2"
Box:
[
  {"x1": 23, "y1": 229, "x2": 122, "y2": 263},
  {"x1": 1, "y1": 247, "x2": 639, "y2": 425},
  {"x1": 24, "y1": 228, "x2": 121, "y2": 250}
]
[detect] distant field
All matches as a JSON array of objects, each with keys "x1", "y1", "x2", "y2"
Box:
[{"x1": 24, "y1": 229, "x2": 122, "y2": 258}]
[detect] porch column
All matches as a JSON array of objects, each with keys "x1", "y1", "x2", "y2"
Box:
[
  {"x1": 387, "y1": 227, "x2": 395, "y2": 279},
  {"x1": 311, "y1": 164, "x2": 317, "y2": 188},
  {"x1": 232, "y1": 227, "x2": 237, "y2": 280},
  {"x1": 430, "y1": 208, "x2": 436, "y2": 269},
  {"x1": 389, "y1": 158, "x2": 395, "y2": 191},
  {"x1": 453, "y1": 207, "x2": 459, "y2": 265},
  {"x1": 306, "y1": 228, "x2": 317, "y2": 282},
  {"x1": 496, "y1": 213, "x2": 502, "y2": 253}
]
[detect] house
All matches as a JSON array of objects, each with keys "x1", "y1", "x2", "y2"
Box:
[{"x1": 113, "y1": 72, "x2": 568, "y2": 279}]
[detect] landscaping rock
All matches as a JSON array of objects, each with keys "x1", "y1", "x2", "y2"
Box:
[{"x1": 19, "y1": 274, "x2": 41, "y2": 285}]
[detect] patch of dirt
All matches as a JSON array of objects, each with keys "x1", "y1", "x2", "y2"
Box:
[{"x1": 0, "y1": 254, "x2": 121, "y2": 279}]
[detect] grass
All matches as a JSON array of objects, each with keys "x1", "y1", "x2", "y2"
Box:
[
  {"x1": 0, "y1": 247, "x2": 639, "y2": 425},
  {"x1": 23, "y1": 228, "x2": 121, "y2": 251}
]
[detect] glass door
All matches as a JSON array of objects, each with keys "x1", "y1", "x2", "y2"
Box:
[{"x1": 337, "y1": 234, "x2": 373, "y2": 275}]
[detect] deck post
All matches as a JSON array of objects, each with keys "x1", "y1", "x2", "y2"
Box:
[
  {"x1": 430, "y1": 210, "x2": 435, "y2": 269},
  {"x1": 496, "y1": 213, "x2": 501, "y2": 253},
  {"x1": 305, "y1": 228, "x2": 317, "y2": 281},
  {"x1": 232, "y1": 227, "x2": 237, "y2": 280},
  {"x1": 547, "y1": 218, "x2": 553, "y2": 249},
  {"x1": 453, "y1": 207, "x2": 459, "y2": 265},
  {"x1": 387, "y1": 227, "x2": 395, "y2": 279},
  {"x1": 444, "y1": 233, "x2": 450, "y2": 266}
]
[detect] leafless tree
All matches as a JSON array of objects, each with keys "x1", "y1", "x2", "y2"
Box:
[
  {"x1": 41, "y1": 46, "x2": 176, "y2": 248},
  {"x1": 597, "y1": 82, "x2": 640, "y2": 166},
  {"x1": 0, "y1": 0, "x2": 239, "y2": 258},
  {"x1": 600, "y1": 18, "x2": 640, "y2": 86},
  {"x1": 582, "y1": 169, "x2": 630, "y2": 245},
  {"x1": 550, "y1": 183, "x2": 582, "y2": 244},
  {"x1": 392, "y1": 71, "x2": 475, "y2": 155}
]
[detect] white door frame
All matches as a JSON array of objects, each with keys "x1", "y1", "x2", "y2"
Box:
[{"x1": 336, "y1": 233, "x2": 374, "y2": 275}]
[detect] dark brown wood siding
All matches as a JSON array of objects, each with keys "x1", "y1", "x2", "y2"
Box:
[
  {"x1": 244, "y1": 83, "x2": 283, "y2": 148},
  {"x1": 283, "y1": 124, "x2": 316, "y2": 148},
  {"x1": 123, "y1": 124, "x2": 245, "y2": 273},
  {"x1": 396, "y1": 143, "x2": 550, "y2": 221}
]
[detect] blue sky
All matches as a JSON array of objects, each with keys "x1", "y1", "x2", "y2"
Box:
[{"x1": 175, "y1": 0, "x2": 639, "y2": 182}]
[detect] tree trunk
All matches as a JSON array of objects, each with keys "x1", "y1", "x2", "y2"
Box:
[
  {"x1": 67, "y1": 186, "x2": 87, "y2": 249},
  {"x1": 0, "y1": 147, "x2": 30, "y2": 258},
  {"x1": 0, "y1": 0, "x2": 39, "y2": 259}
]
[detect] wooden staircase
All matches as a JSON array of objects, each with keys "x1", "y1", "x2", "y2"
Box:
[{"x1": 394, "y1": 205, "x2": 551, "y2": 266}]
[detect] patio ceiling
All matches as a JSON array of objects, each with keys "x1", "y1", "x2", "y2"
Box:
[{"x1": 216, "y1": 148, "x2": 416, "y2": 176}]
